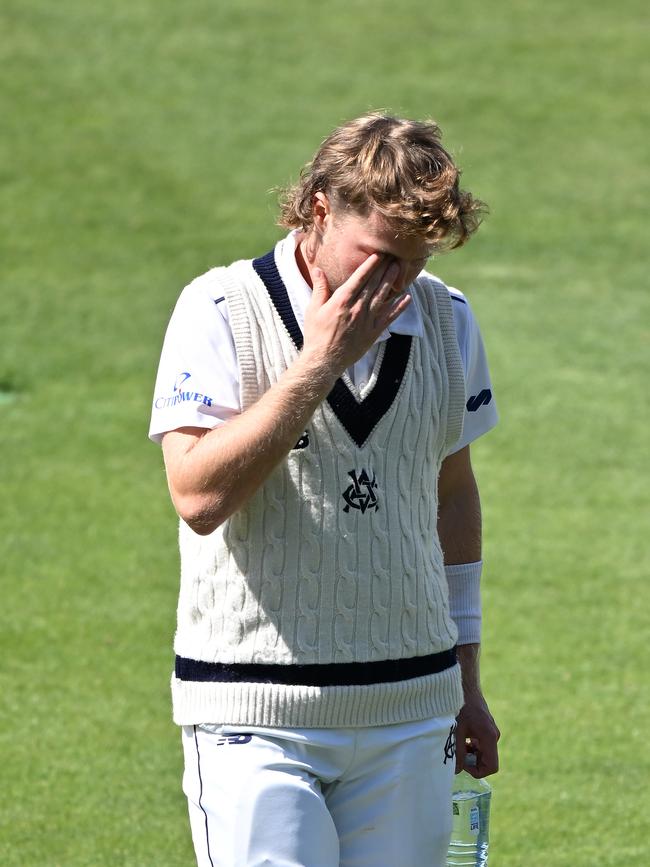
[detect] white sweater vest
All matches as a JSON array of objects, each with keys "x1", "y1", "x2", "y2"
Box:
[{"x1": 172, "y1": 255, "x2": 466, "y2": 727}]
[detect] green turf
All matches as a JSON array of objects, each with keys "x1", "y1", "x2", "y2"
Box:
[{"x1": 2, "y1": 0, "x2": 648, "y2": 863}]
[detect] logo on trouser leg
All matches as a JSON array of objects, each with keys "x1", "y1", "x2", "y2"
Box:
[
  {"x1": 443, "y1": 723, "x2": 457, "y2": 764},
  {"x1": 215, "y1": 734, "x2": 252, "y2": 746}
]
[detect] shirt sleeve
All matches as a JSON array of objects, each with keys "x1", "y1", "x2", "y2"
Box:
[
  {"x1": 446, "y1": 288, "x2": 498, "y2": 455},
  {"x1": 148, "y1": 270, "x2": 241, "y2": 444}
]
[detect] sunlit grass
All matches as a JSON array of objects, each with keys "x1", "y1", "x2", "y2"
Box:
[{"x1": 1, "y1": 0, "x2": 648, "y2": 863}]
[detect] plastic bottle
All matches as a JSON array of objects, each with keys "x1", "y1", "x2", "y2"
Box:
[{"x1": 446, "y1": 755, "x2": 492, "y2": 866}]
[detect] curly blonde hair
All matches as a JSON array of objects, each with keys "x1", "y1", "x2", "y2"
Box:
[{"x1": 278, "y1": 113, "x2": 486, "y2": 251}]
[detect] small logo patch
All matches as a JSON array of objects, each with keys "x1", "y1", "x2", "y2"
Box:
[
  {"x1": 466, "y1": 389, "x2": 492, "y2": 412},
  {"x1": 342, "y1": 469, "x2": 379, "y2": 514},
  {"x1": 215, "y1": 734, "x2": 252, "y2": 746},
  {"x1": 174, "y1": 371, "x2": 192, "y2": 392},
  {"x1": 293, "y1": 430, "x2": 310, "y2": 450},
  {"x1": 443, "y1": 723, "x2": 457, "y2": 765}
]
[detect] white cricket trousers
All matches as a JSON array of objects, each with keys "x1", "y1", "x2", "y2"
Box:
[{"x1": 181, "y1": 715, "x2": 457, "y2": 867}]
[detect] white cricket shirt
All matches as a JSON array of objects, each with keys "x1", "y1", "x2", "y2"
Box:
[{"x1": 149, "y1": 232, "x2": 498, "y2": 453}]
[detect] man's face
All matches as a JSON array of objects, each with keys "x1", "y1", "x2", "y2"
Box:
[{"x1": 313, "y1": 204, "x2": 433, "y2": 295}]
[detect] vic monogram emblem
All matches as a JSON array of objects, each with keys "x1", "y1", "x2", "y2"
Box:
[
  {"x1": 342, "y1": 469, "x2": 379, "y2": 514},
  {"x1": 443, "y1": 723, "x2": 457, "y2": 765}
]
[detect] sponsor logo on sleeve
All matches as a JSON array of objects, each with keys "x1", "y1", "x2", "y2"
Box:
[
  {"x1": 154, "y1": 372, "x2": 214, "y2": 410},
  {"x1": 466, "y1": 389, "x2": 492, "y2": 413}
]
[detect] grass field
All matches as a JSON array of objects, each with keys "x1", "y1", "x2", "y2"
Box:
[{"x1": 1, "y1": 0, "x2": 648, "y2": 864}]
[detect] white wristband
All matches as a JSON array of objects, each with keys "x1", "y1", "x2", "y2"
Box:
[{"x1": 445, "y1": 560, "x2": 482, "y2": 645}]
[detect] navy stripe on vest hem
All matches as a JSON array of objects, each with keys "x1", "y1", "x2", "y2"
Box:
[{"x1": 175, "y1": 647, "x2": 457, "y2": 687}]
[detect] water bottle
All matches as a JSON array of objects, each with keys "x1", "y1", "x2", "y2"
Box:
[{"x1": 446, "y1": 755, "x2": 492, "y2": 866}]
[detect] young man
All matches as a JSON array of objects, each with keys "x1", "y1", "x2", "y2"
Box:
[{"x1": 150, "y1": 113, "x2": 500, "y2": 866}]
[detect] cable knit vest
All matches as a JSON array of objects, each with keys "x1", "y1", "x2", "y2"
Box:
[{"x1": 172, "y1": 253, "x2": 466, "y2": 727}]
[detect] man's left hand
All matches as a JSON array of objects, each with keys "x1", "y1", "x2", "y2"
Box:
[{"x1": 455, "y1": 689, "x2": 500, "y2": 778}]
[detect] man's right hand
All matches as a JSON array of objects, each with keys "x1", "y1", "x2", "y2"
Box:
[{"x1": 301, "y1": 254, "x2": 411, "y2": 380}]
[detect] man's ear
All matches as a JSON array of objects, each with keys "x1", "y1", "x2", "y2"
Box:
[{"x1": 312, "y1": 192, "x2": 332, "y2": 235}]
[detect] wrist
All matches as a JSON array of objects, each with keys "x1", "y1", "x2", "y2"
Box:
[
  {"x1": 457, "y1": 643, "x2": 482, "y2": 695},
  {"x1": 294, "y1": 346, "x2": 341, "y2": 393},
  {"x1": 446, "y1": 560, "x2": 482, "y2": 645}
]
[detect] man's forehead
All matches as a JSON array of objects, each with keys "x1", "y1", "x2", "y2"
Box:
[{"x1": 357, "y1": 213, "x2": 432, "y2": 260}]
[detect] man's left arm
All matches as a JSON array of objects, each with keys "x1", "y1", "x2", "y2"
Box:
[{"x1": 437, "y1": 444, "x2": 500, "y2": 778}]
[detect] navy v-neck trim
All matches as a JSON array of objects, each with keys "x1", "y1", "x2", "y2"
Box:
[{"x1": 252, "y1": 250, "x2": 412, "y2": 448}]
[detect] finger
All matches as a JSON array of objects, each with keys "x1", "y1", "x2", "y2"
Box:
[
  {"x1": 476, "y1": 737, "x2": 499, "y2": 778},
  {"x1": 311, "y1": 267, "x2": 332, "y2": 307},
  {"x1": 466, "y1": 733, "x2": 498, "y2": 779},
  {"x1": 454, "y1": 723, "x2": 468, "y2": 775},
  {"x1": 463, "y1": 740, "x2": 481, "y2": 778},
  {"x1": 336, "y1": 253, "x2": 385, "y2": 304},
  {"x1": 368, "y1": 261, "x2": 401, "y2": 308},
  {"x1": 455, "y1": 736, "x2": 468, "y2": 775},
  {"x1": 374, "y1": 291, "x2": 412, "y2": 332}
]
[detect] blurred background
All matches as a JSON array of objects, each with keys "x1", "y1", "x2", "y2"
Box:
[{"x1": 1, "y1": 0, "x2": 648, "y2": 863}]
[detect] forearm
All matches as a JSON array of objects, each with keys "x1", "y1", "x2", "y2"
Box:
[
  {"x1": 437, "y1": 447, "x2": 482, "y2": 644},
  {"x1": 437, "y1": 453, "x2": 499, "y2": 774},
  {"x1": 163, "y1": 350, "x2": 337, "y2": 534},
  {"x1": 437, "y1": 468, "x2": 481, "y2": 565}
]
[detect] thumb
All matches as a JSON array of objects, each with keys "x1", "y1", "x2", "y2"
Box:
[
  {"x1": 311, "y1": 267, "x2": 331, "y2": 306},
  {"x1": 455, "y1": 734, "x2": 468, "y2": 774}
]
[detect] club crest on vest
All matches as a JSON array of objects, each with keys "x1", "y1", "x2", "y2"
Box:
[{"x1": 342, "y1": 469, "x2": 379, "y2": 514}]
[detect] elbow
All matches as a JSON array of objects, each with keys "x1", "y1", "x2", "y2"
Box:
[
  {"x1": 184, "y1": 515, "x2": 221, "y2": 537},
  {"x1": 173, "y1": 493, "x2": 225, "y2": 536}
]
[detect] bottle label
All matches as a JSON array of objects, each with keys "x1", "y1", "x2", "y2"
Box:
[{"x1": 469, "y1": 805, "x2": 480, "y2": 835}]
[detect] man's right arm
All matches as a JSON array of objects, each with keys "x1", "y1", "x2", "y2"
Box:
[
  {"x1": 162, "y1": 254, "x2": 408, "y2": 535},
  {"x1": 162, "y1": 352, "x2": 336, "y2": 534}
]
